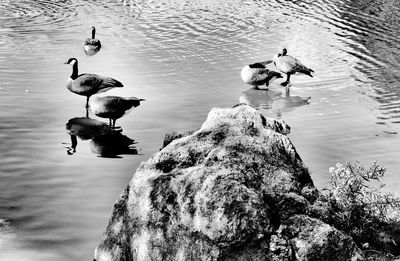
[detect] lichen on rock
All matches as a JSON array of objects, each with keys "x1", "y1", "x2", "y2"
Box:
[{"x1": 94, "y1": 104, "x2": 366, "y2": 261}]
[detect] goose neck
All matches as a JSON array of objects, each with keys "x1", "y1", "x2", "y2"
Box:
[{"x1": 71, "y1": 61, "x2": 79, "y2": 79}]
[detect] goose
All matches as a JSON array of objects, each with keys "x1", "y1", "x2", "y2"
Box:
[
  {"x1": 241, "y1": 61, "x2": 283, "y2": 89},
  {"x1": 89, "y1": 95, "x2": 145, "y2": 128},
  {"x1": 64, "y1": 58, "x2": 124, "y2": 108},
  {"x1": 273, "y1": 48, "x2": 314, "y2": 86},
  {"x1": 84, "y1": 26, "x2": 101, "y2": 55}
]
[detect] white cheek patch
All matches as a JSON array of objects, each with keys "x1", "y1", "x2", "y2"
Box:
[{"x1": 70, "y1": 60, "x2": 76, "y2": 65}]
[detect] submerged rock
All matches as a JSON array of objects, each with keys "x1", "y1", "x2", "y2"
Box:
[{"x1": 94, "y1": 105, "x2": 365, "y2": 261}]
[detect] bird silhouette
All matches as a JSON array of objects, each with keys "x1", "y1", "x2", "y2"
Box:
[{"x1": 64, "y1": 58, "x2": 123, "y2": 108}]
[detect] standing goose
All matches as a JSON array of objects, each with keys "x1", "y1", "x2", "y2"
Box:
[
  {"x1": 89, "y1": 95, "x2": 145, "y2": 128},
  {"x1": 273, "y1": 48, "x2": 314, "y2": 86},
  {"x1": 84, "y1": 26, "x2": 101, "y2": 56},
  {"x1": 241, "y1": 61, "x2": 283, "y2": 89},
  {"x1": 64, "y1": 58, "x2": 124, "y2": 108}
]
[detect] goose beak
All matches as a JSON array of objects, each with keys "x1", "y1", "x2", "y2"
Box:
[
  {"x1": 63, "y1": 61, "x2": 69, "y2": 64},
  {"x1": 139, "y1": 99, "x2": 146, "y2": 101}
]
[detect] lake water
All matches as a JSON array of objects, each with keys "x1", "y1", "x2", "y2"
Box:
[{"x1": 1, "y1": 0, "x2": 400, "y2": 260}]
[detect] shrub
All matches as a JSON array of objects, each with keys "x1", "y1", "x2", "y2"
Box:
[{"x1": 320, "y1": 161, "x2": 400, "y2": 255}]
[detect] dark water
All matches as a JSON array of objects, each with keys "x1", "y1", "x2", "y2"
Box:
[{"x1": 1, "y1": 0, "x2": 400, "y2": 260}]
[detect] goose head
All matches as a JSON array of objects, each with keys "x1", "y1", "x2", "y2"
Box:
[
  {"x1": 64, "y1": 58, "x2": 79, "y2": 79},
  {"x1": 273, "y1": 48, "x2": 287, "y2": 62},
  {"x1": 64, "y1": 57, "x2": 78, "y2": 65}
]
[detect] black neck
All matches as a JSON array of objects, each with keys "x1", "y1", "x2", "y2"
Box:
[
  {"x1": 92, "y1": 28, "x2": 96, "y2": 39},
  {"x1": 71, "y1": 61, "x2": 79, "y2": 79}
]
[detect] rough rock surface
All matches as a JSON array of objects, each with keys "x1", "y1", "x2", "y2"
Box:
[{"x1": 94, "y1": 105, "x2": 364, "y2": 261}]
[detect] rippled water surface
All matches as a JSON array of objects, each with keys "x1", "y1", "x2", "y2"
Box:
[{"x1": 1, "y1": 0, "x2": 400, "y2": 260}]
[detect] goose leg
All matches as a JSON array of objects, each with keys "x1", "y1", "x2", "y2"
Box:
[
  {"x1": 85, "y1": 97, "x2": 90, "y2": 108},
  {"x1": 112, "y1": 119, "x2": 116, "y2": 128},
  {"x1": 281, "y1": 74, "x2": 291, "y2": 86},
  {"x1": 108, "y1": 118, "x2": 112, "y2": 127},
  {"x1": 85, "y1": 107, "x2": 89, "y2": 118},
  {"x1": 67, "y1": 135, "x2": 77, "y2": 155}
]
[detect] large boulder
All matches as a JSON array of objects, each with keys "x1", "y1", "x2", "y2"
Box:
[{"x1": 94, "y1": 105, "x2": 363, "y2": 261}]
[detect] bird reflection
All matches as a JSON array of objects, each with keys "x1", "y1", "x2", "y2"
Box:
[
  {"x1": 67, "y1": 134, "x2": 78, "y2": 155},
  {"x1": 65, "y1": 116, "x2": 138, "y2": 157},
  {"x1": 239, "y1": 87, "x2": 282, "y2": 109},
  {"x1": 271, "y1": 87, "x2": 311, "y2": 117},
  {"x1": 239, "y1": 87, "x2": 311, "y2": 117},
  {"x1": 90, "y1": 132, "x2": 138, "y2": 158},
  {"x1": 66, "y1": 117, "x2": 110, "y2": 140}
]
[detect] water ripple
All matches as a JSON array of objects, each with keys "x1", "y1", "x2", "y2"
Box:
[{"x1": 0, "y1": 0, "x2": 80, "y2": 33}]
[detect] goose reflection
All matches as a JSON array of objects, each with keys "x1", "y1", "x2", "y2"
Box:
[
  {"x1": 271, "y1": 88, "x2": 311, "y2": 117},
  {"x1": 239, "y1": 87, "x2": 282, "y2": 109},
  {"x1": 65, "y1": 117, "x2": 138, "y2": 157},
  {"x1": 239, "y1": 87, "x2": 311, "y2": 116},
  {"x1": 90, "y1": 132, "x2": 138, "y2": 158}
]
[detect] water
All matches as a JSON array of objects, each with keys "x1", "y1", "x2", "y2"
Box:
[{"x1": 1, "y1": 0, "x2": 400, "y2": 260}]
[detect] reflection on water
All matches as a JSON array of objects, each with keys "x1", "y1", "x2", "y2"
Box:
[
  {"x1": 239, "y1": 87, "x2": 282, "y2": 109},
  {"x1": 65, "y1": 117, "x2": 138, "y2": 158},
  {"x1": 66, "y1": 117, "x2": 110, "y2": 141},
  {"x1": 271, "y1": 88, "x2": 311, "y2": 117},
  {"x1": 240, "y1": 87, "x2": 310, "y2": 117},
  {"x1": 84, "y1": 48, "x2": 100, "y2": 57},
  {"x1": 1, "y1": 0, "x2": 400, "y2": 260},
  {"x1": 90, "y1": 132, "x2": 138, "y2": 158}
]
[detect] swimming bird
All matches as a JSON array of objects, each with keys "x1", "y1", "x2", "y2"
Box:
[
  {"x1": 84, "y1": 26, "x2": 101, "y2": 56},
  {"x1": 241, "y1": 61, "x2": 283, "y2": 89},
  {"x1": 89, "y1": 95, "x2": 145, "y2": 128},
  {"x1": 273, "y1": 48, "x2": 314, "y2": 86},
  {"x1": 64, "y1": 58, "x2": 124, "y2": 108}
]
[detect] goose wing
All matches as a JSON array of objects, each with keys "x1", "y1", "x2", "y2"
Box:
[
  {"x1": 250, "y1": 63, "x2": 274, "y2": 80},
  {"x1": 75, "y1": 73, "x2": 123, "y2": 91},
  {"x1": 100, "y1": 96, "x2": 142, "y2": 112},
  {"x1": 278, "y1": 56, "x2": 312, "y2": 74},
  {"x1": 248, "y1": 60, "x2": 273, "y2": 69},
  {"x1": 249, "y1": 62, "x2": 266, "y2": 69},
  {"x1": 279, "y1": 56, "x2": 299, "y2": 69},
  {"x1": 84, "y1": 38, "x2": 101, "y2": 47}
]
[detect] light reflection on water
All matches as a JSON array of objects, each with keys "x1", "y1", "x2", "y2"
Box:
[{"x1": 1, "y1": 0, "x2": 400, "y2": 260}]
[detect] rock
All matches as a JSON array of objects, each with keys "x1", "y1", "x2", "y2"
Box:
[
  {"x1": 93, "y1": 105, "x2": 369, "y2": 261},
  {"x1": 268, "y1": 233, "x2": 293, "y2": 260},
  {"x1": 161, "y1": 130, "x2": 195, "y2": 149},
  {"x1": 281, "y1": 215, "x2": 364, "y2": 261}
]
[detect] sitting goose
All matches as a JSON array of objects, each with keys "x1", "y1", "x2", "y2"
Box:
[
  {"x1": 84, "y1": 26, "x2": 101, "y2": 56},
  {"x1": 64, "y1": 58, "x2": 124, "y2": 108},
  {"x1": 241, "y1": 61, "x2": 283, "y2": 89},
  {"x1": 273, "y1": 48, "x2": 314, "y2": 86},
  {"x1": 89, "y1": 95, "x2": 145, "y2": 128}
]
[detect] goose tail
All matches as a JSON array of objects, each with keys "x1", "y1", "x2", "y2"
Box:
[
  {"x1": 305, "y1": 68, "x2": 314, "y2": 78},
  {"x1": 104, "y1": 78, "x2": 123, "y2": 88},
  {"x1": 127, "y1": 97, "x2": 145, "y2": 107},
  {"x1": 114, "y1": 79, "x2": 124, "y2": 87}
]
